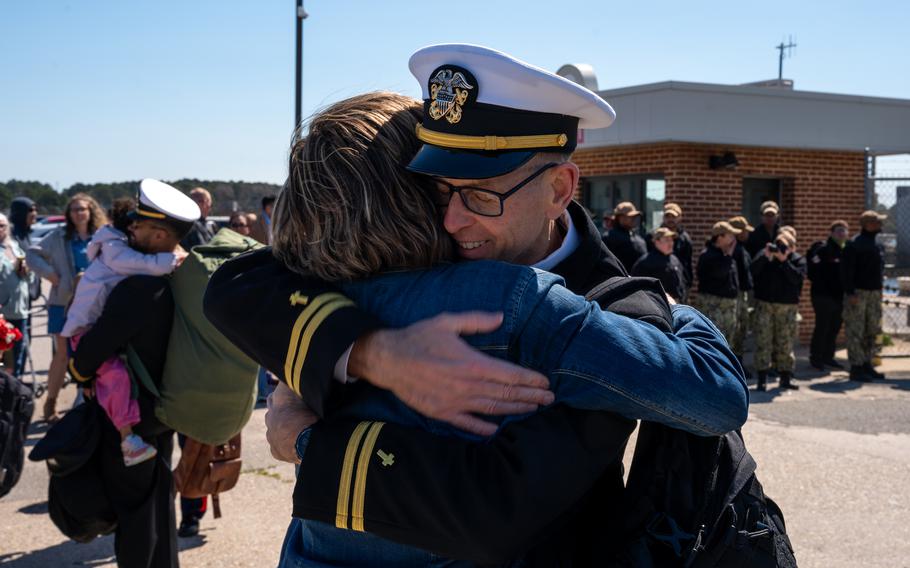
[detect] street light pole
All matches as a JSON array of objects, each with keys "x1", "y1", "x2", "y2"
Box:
[{"x1": 295, "y1": 0, "x2": 308, "y2": 133}]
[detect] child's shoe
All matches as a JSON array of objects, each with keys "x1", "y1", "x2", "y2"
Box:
[{"x1": 122, "y1": 434, "x2": 158, "y2": 467}]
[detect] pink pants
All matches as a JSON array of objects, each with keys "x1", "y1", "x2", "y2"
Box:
[{"x1": 70, "y1": 334, "x2": 140, "y2": 431}]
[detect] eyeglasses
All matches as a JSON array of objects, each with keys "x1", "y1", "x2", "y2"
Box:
[
  {"x1": 230, "y1": 222, "x2": 248, "y2": 229},
  {"x1": 70, "y1": 207, "x2": 89, "y2": 213},
  {"x1": 433, "y1": 162, "x2": 559, "y2": 217}
]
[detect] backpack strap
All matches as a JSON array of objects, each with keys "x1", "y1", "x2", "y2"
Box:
[
  {"x1": 126, "y1": 345, "x2": 161, "y2": 400},
  {"x1": 584, "y1": 276, "x2": 673, "y2": 332}
]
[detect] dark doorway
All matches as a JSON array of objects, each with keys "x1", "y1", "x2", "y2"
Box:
[{"x1": 742, "y1": 178, "x2": 782, "y2": 226}]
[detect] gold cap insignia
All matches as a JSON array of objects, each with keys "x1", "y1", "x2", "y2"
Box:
[{"x1": 428, "y1": 69, "x2": 474, "y2": 125}]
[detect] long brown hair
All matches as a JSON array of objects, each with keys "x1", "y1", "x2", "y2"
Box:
[
  {"x1": 64, "y1": 193, "x2": 108, "y2": 240},
  {"x1": 272, "y1": 91, "x2": 453, "y2": 281}
]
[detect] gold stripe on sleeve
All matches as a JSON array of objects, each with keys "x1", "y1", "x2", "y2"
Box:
[
  {"x1": 283, "y1": 292, "x2": 348, "y2": 395},
  {"x1": 335, "y1": 421, "x2": 372, "y2": 529},
  {"x1": 68, "y1": 358, "x2": 92, "y2": 383},
  {"x1": 290, "y1": 298, "x2": 355, "y2": 395},
  {"x1": 351, "y1": 421, "x2": 386, "y2": 532}
]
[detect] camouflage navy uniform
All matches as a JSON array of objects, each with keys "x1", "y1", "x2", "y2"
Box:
[
  {"x1": 698, "y1": 294, "x2": 738, "y2": 342},
  {"x1": 842, "y1": 228, "x2": 885, "y2": 368},
  {"x1": 750, "y1": 245, "x2": 807, "y2": 389},
  {"x1": 696, "y1": 232, "x2": 741, "y2": 345},
  {"x1": 753, "y1": 301, "x2": 798, "y2": 372}
]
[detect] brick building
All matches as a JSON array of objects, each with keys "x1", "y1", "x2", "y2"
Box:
[{"x1": 558, "y1": 71, "x2": 910, "y2": 341}]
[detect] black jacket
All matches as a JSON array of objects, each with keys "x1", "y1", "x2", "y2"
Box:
[
  {"x1": 733, "y1": 241, "x2": 754, "y2": 292},
  {"x1": 646, "y1": 227, "x2": 694, "y2": 288},
  {"x1": 807, "y1": 238, "x2": 845, "y2": 298},
  {"x1": 60, "y1": 276, "x2": 178, "y2": 567},
  {"x1": 841, "y1": 231, "x2": 884, "y2": 293},
  {"x1": 603, "y1": 227, "x2": 647, "y2": 274},
  {"x1": 697, "y1": 241, "x2": 739, "y2": 298},
  {"x1": 180, "y1": 218, "x2": 217, "y2": 251},
  {"x1": 750, "y1": 252, "x2": 807, "y2": 304},
  {"x1": 204, "y1": 201, "x2": 677, "y2": 566},
  {"x1": 9, "y1": 197, "x2": 40, "y2": 300},
  {"x1": 632, "y1": 251, "x2": 687, "y2": 302},
  {"x1": 745, "y1": 223, "x2": 779, "y2": 258}
]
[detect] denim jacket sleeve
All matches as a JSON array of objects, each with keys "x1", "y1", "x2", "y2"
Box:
[{"x1": 512, "y1": 277, "x2": 748, "y2": 435}]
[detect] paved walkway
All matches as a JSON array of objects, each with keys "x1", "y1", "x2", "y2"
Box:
[{"x1": 1, "y1": 305, "x2": 907, "y2": 567}]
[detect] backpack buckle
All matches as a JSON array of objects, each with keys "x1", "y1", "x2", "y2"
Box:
[{"x1": 646, "y1": 512, "x2": 695, "y2": 558}]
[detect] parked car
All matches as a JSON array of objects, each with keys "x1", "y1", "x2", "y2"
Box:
[{"x1": 30, "y1": 216, "x2": 66, "y2": 241}]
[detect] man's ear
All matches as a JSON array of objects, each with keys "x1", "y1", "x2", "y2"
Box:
[{"x1": 546, "y1": 162, "x2": 579, "y2": 220}]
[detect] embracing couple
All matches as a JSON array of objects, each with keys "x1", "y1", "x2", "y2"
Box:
[{"x1": 205, "y1": 44, "x2": 785, "y2": 567}]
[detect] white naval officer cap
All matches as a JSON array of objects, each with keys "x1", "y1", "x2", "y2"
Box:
[
  {"x1": 406, "y1": 43, "x2": 616, "y2": 179},
  {"x1": 130, "y1": 178, "x2": 201, "y2": 235}
]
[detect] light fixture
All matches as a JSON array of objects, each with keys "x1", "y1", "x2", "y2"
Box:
[{"x1": 709, "y1": 152, "x2": 739, "y2": 170}]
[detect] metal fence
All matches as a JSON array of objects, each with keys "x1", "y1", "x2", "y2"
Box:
[{"x1": 868, "y1": 152, "x2": 910, "y2": 355}]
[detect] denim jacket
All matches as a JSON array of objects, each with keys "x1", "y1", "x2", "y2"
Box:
[{"x1": 286, "y1": 260, "x2": 747, "y2": 567}]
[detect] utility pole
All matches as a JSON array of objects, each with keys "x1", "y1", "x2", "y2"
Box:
[
  {"x1": 776, "y1": 36, "x2": 797, "y2": 81},
  {"x1": 295, "y1": 0, "x2": 309, "y2": 133}
]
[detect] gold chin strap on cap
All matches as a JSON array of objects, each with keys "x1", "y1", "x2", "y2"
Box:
[
  {"x1": 136, "y1": 207, "x2": 167, "y2": 219},
  {"x1": 416, "y1": 124, "x2": 568, "y2": 151}
]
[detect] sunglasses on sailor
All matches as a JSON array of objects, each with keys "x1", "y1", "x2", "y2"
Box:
[{"x1": 432, "y1": 162, "x2": 559, "y2": 217}]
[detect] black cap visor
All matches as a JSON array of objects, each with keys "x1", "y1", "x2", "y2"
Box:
[{"x1": 407, "y1": 145, "x2": 537, "y2": 180}]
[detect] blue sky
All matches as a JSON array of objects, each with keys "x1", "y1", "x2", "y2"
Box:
[{"x1": 3, "y1": 1, "x2": 908, "y2": 188}]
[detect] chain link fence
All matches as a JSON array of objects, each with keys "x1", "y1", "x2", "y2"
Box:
[{"x1": 869, "y1": 153, "x2": 910, "y2": 355}]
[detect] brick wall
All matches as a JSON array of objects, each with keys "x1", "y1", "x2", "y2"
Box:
[{"x1": 572, "y1": 141, "x2": 866, "y2": 342}]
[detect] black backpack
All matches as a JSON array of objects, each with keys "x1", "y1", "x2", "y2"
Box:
[
  {"x1": 616, "y1": 423, "x2": 797, "y2": 567},
  {"x1": 0, "y1": 369, "x2": 34, "y2": 498}
]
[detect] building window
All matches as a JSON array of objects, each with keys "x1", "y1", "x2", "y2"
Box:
[{"x1": 583, "y1": 175, "x2": 666, "y2": 232}]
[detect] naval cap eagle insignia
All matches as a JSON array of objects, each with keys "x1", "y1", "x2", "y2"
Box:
[{"x1": 428, "y1": 68, "x2": 474, "y2": 125}]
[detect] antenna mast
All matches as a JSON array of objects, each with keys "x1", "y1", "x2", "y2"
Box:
[{"x1": 776, "y1": 36, "x2": 797, "y2": 80}]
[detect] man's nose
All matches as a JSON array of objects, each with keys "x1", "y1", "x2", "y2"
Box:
[{"x1": 443, "y1": 193, "x2": 475, "y2": 235}]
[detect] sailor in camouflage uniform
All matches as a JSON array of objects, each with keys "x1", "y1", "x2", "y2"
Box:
[
  {"x1": 695, "y1": 221, "x2": 741, "y2": 343},
  {"x1": 842, "y1": 210, "x2": 887, "y2": 381},
  {"x1": 728, "y1": 216, "x2": 755, "y2": 363},
  {"x1": 750, "y1": 232, "x2": 806, "y2": 391}
]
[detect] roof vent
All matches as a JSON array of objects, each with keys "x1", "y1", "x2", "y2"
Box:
[
  {"x1": 557, "y1": 64, "x2": 599, "y2": 92},
  {"x1": 740, "y1": 79, "x2": 794, "y2": 89}
]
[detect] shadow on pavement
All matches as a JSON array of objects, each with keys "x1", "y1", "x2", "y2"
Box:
[
  {"x1": 177, "y1": 534, "x2": 208, "y2": 553},
  {"x1": 0, "y1": 538, "x2": 115, "y2": 567},
  {"x1": 886, "y1": 378, "x2": 910, "y2": 391},
  {"x1": 809, "y1": 379, "x2": 863, "y2": 394},
  {"x1": 747, "y1": 387, "x2": 786, "y2": 404},
  {"x1": 18, "y1": 501, "x2": 48, "y2": 515}
]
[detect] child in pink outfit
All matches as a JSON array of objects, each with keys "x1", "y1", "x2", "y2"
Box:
[{"x1": 63, "y1": 207, "x2": 178, "y2": 466}]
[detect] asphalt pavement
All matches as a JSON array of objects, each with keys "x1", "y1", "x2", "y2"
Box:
[{"x1": 1, "y1": 308, "x2": 908, "y2": 567}]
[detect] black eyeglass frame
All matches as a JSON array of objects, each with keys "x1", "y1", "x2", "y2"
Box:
[{"x1": 433, "y1": 162, "x2": 560, "y2": 218}]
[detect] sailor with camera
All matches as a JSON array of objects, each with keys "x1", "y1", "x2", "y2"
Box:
[{"x1": 750, "y1": 230, "x2": 807, "y2": 391}]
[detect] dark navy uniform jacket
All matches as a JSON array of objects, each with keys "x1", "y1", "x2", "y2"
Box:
[
  {"x1": 632, "y1": 250, "x2": 687, "y2": 303},
  {"x1": 204, "y1": 202, "x2": 738, "y2": 566},
  {"x1": 807, "y1": 238, "x2": 845, "y2": 298},
  {"x1": 697, "y1": 242, "x2": 740, "y2": 299},
  {"x1": 646, "y1": 227, "x2": 694, "y2": 289},
  {"x1": 841, "y1": 230, "x2": 884, "y2": 294},
  {"x1": 750, "y1": 252, "x2": 807, "y2": 305},
  {"x1": 602, "y1": 227, "x2": 647, "y2": 274}
]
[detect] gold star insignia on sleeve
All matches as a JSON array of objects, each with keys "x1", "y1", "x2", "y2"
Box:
[
  {"x1": 289, "y1": 291, "x2": 309, "y2": 306},
  {"x1": 376, "y1": 449, "x2": 395, "y2": 467}
]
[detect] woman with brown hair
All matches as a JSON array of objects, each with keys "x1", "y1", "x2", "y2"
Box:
[{"x1": 27, "y1": 193, "x2": 108, "y2": 420}]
